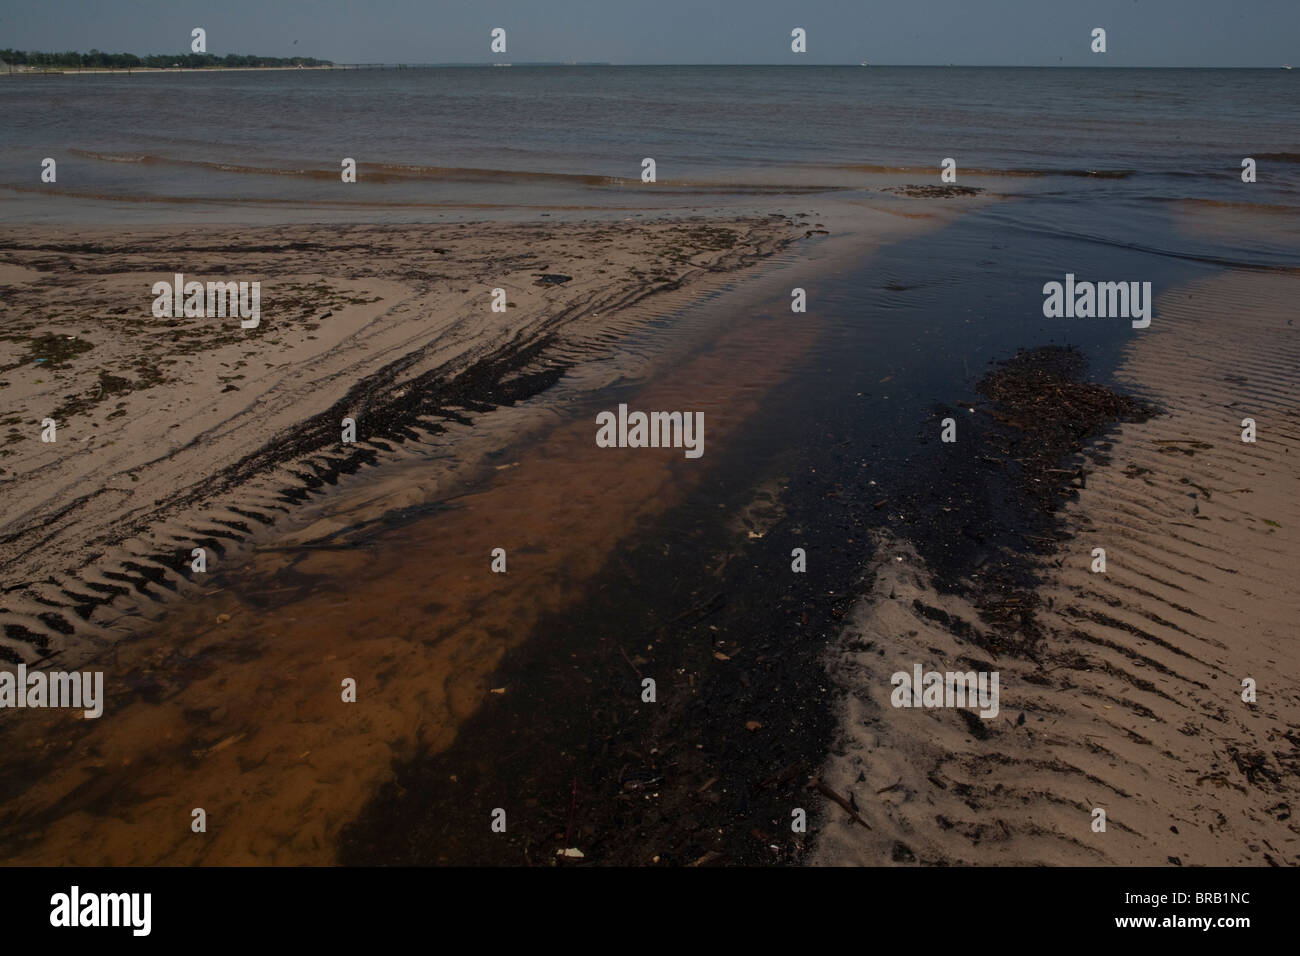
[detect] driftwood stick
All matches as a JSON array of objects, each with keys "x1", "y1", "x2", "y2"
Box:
[
  {"x1": 808, "y1": 776, "x2": 871, "y2": 829},
  {"x1": 617, "y1": 644, "x2": 643, "y2": 679}
]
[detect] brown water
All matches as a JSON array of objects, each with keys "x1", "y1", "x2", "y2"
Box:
[{"x1": 0, "y1": 249, "x2": 824, "y2": 865}]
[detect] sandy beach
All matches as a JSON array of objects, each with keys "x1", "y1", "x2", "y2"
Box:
[
  {"x1": 3, "y1": 195, "x2": 1297, "y2": 867},
  {"x1": 6, "y1": 5, "x2": 1300, "y2": 945},
  {"x1": 0, "y1": 216, "x2": 808, "y2": 664},
  {"x1": 814, "y1": 269, "x2": 1300, "y2": 866},
  {"x1": 1, "y1": 56, "x2": 1297, "y2": 874},
  {"x1": 0, "y1": 199, "x2": 981, "y2": 864},
  {"x1": 2, "y1": 195, "x2": 1296, "y2": 869}
]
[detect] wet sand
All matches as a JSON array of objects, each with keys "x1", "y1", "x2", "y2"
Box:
[
  {"x1": 0, "y1": 198, "x2": 971, "y2": 864},
  {"x1": 815, "y1": 269, "x2": 1300, "y2": 866},
  {"x1": 0, "y1": 217, "x2": 805, "y2": 664},
  {"x1": 6, "y1": 191, "x2": 1292, "y2": 868}
]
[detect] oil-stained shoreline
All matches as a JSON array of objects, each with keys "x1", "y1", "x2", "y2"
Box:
[
  {"x1": 4, "y1": 193, "x2": 1295, "y2": 866},
  {"x1": 339, "y1": 203, "x2": 1299, "y2": 867},
  {"x1": 0, "y1": 199, "x2": 968, "y2": 863},
  {"x1": 336, "y1": 347, "x2": 1158, "y2": 867}
]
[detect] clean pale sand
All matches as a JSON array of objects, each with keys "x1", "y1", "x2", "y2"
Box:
[{"x1": 814, "y1": 269, "x2": 1300, "y2": 866}]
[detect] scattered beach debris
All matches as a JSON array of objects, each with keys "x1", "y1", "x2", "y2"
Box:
[
  {"x1": 975, "y1": 345, "x2": 1157, "y2": 518},
  {"x1": 884, "y1": 184, "x2": 983, "y2": 198},
  {"x1": 1228, "y1": 747, "x2": 1280, "y2": 787},
  {"x1": 807, "y1": 776, "x2": 871, "y2": 829},
  {"x1": 191, "y1": 732, "x2": 245, "y2": 759}
]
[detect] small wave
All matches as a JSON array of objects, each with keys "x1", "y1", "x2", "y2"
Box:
[
  {"x1": 827, "y1": 163, "x2": 1136, "y2": 179},
  {"x1": 992, "y1": 214, "x2": 1300, "y2": 274},
  {"x1": 69, "y1": 148, "x2": 155, "y2": 164},
  {"x1": 47, "y1": 152, "x2": 846, "y2": 195},
  {"x1": 72, "y1": 151, "x2": 348, "y2": 179},
  {"x1": 0, "y1": 183, "x2": 662, "y2": 212},
  {"x1": 372, "y1": 163, "x2": 623, "y2": 186},
  {"x1": 1176, "y1": 197, "x2": 1300, "y2": 215},
  {"x1": 1049, "y1": 168, "x2": 1135, "y2": 180}
]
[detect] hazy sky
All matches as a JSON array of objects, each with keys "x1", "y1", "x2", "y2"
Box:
[{"x1": 2, "y1": 0, "x2": 1296, "y2": 67}]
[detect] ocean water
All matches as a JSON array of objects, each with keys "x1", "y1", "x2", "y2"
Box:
[{"x1": 1, "y1": 66, "x2": 1298, "y2": 240}]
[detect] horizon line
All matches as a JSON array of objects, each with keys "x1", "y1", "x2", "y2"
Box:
[{"x1": 336, "y1": 62, "x2": 1292, "y2": 68}]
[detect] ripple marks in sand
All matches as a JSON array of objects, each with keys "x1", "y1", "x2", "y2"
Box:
[{"x1": 815, "y1": 271, "x2": 1300, "y2": 866}]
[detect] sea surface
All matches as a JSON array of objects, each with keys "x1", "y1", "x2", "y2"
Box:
[{"x1": 1, "y1": 66, "x2": 1298, "y2": 241}]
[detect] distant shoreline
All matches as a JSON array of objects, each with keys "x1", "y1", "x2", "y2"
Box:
[
  {"x1": 3, "y1": 63, "x2": 1290, "y2": 76},
  {"x1": 0, "y1": 63, "x2": 620, "y2": 75},
  {"x1": 3, "y1": 65, "x2": 345, "y2": 75}
]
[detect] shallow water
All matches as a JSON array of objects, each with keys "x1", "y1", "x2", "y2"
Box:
[{"x1": 3, "y1": 66, "x2": 1298, "y2": 225}]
